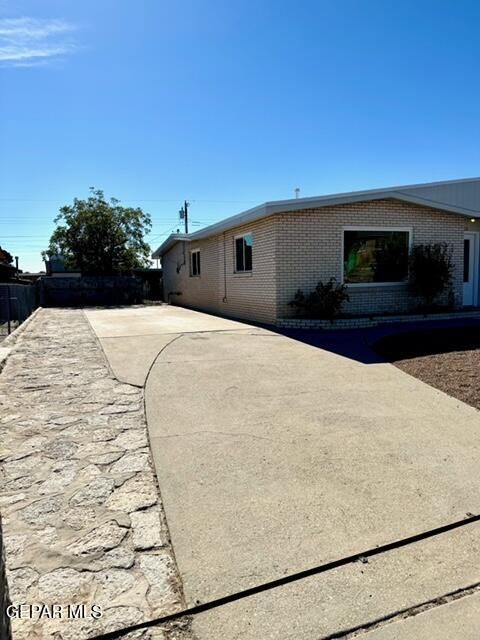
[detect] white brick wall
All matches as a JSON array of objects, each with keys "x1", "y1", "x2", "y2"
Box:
[
  {"x1": 162, "y1": 235, "x2": 220, "y2": 313},
  {"x1": 162, "y1": 216, "x2": 277, "y2": 324},
  {"x1": 277, "y1": 310, "x2": 480, "y2": 330},
  {"x1": 162, "y1": 198, "x2": 470, "y2": 324},
  {"x1": 276, "y1": 199, "x2": 466, "y2": 318}
]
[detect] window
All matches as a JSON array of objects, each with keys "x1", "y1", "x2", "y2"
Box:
[
  {"x1": 190, "y1": 249, "x2": 200, "y2": 276},
  {"x1": 235, "y1": 233, "x2": 253, "y2": 272},
  {"x1": 343, "y1": 229, "x2": 410, "y2": 284},
  {"x1": 464, "y1": 238, "x2": 470, "y2": 282}
]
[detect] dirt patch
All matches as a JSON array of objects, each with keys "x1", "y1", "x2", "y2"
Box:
[{"x1": 375, "y1": 326, "x2": 480, "y2": 410}]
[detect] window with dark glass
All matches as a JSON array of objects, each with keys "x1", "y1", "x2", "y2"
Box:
[
  {"x1": 235, "y1": 234, "x2": 253, "y2": 272},
  {"x1": 190, "y1": 249, "x2": 200, "y2": 276},
  {"x1": 464, "y1": 238, "x2": 470, "y2": 282},
  {"x1": 343, "y1": 230, "x2": 409, "y2": 284}
]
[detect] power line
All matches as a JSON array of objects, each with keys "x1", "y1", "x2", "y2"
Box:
[
  {"x1": 0, "y1": 220, "x2": 216, "y2": 233},
  {"x1": 0, "y1": 217, "x2": 221, "y2": 223},
  {"x1": 0, "y1": 198, "x2": 258, "y2": 204}
]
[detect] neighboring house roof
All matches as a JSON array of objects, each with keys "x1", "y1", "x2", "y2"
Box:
[{"x1": 152, "y1": 176, "x2": 480, "y2": 258}]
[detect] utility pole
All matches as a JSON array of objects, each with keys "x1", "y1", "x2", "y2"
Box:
[
  {"x1": 184, "y1": 200, "x2": 189, "y2": 234},
  {"x1": 183, "y1": 200, "x2": 190, "y2": 233},
  {"x1": 179, "y1": 201, "x2": 189, "y2": 234}
]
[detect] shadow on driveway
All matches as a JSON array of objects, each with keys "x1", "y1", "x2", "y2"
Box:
[{"x1": 277, "y1": 317, "x2": 480, "y2": 364}]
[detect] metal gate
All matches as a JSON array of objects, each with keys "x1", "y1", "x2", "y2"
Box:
[{"x1": 0, "y1": 283, "x2": 37, "y2": 339}]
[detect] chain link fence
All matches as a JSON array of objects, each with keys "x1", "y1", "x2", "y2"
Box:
[{"x1": 0, "y1": 283, "x2": 38, "y2": 341}]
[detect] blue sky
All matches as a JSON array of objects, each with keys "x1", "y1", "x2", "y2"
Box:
[{"x1": 1, "y1": 0, "x2": 480, "y2": 271}]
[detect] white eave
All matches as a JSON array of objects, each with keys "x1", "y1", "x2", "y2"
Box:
[{"x1": 152, "y1": 176, "x2": 480, "y2": 258}]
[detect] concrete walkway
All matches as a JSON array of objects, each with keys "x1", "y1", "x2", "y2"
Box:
[{"x1": 86, "y1": 305, "x2": 480, "y2": 639}]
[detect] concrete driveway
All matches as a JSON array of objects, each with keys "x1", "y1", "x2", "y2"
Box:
[
  {"x1": 86, "y1": 305, "x2": 480, "y2": 639},
  {"x1": 85, "y1": 305, "x2": 251, "y2": 386}
]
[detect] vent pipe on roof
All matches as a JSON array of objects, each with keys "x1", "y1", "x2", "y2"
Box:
[{"x1": 295, "y1": 188, "x2": 300, "y2": 199}]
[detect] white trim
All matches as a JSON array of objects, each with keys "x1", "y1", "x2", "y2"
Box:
[
  {"x1": 343, "y1": 226, "x2": 413, "y2": 233},
  {"x1": 233, "y1": 232, "x2": 253, "y2": 273},
  {"x1": 463, "y1": 231, "x2": 479, "y2": 306},
  {"x1": 345, "y1": 282, "x2": 409, "y2": 289},
  {"x1": 342, "y1": 227, "x2": 412, "y2": 287},
  {"x1": 189, "y1": 248, "x2": 201, "y2": 277},
  {"x1": 474, "y1": 233, "x2": 479, "y2": 306}
]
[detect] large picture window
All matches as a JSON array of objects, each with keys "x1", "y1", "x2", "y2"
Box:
[
  {"x1": 235, "y1": 233, "x2": 253, "y2": 272},
  {"x1": 343, "y1": 229, "x2": 410, "y2": 284}
]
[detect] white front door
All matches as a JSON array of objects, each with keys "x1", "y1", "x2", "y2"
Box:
[{"x1": 463, "y1": 232, "x2": 478, "y2": 306}]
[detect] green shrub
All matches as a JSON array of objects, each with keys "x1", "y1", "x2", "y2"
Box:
[
  {"x1": 409, "y1": 243, "x2": 454, "y2": 309},
  {"x1": 289, "y1": 278, "x2": 350, "y2": 320}
]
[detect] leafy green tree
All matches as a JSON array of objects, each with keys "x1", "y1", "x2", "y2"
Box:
[{"x1": 43, "y1": 189, "x2": 152, "y2": 275}]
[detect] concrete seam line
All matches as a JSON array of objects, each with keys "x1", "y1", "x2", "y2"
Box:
[
  {"x1": 143, "y1": 332, "x2": 184, "y2": 389},
  {"x1": 89, "y1": 513, "x2": 480, "y2": 640},
  {"x1": 321, "y1": 581, "x2": 480, "y2": 639},
  {"x1": 141, "y1": 331, "x2": 191, "y2": 628}
]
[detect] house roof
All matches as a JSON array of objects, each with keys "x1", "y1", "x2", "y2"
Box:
[{"x1": 152, "y1": 176, "x2": 480, "y2": 258}]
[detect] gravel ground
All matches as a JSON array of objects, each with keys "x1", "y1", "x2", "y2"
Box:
[
  {"x1": 375, "y1": 326, "x2": 480, "y2": 410},
  {"x1": 0, "y1": 308, "x2": 193, "y2": 640}
]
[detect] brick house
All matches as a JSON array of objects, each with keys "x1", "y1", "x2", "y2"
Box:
[{"x1": 152, "y1": 178, "x2": 480, "y2": 325}]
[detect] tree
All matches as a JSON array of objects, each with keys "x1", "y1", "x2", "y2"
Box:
[
  {"x1": 409, "y1": 243, "x2": 454, "y2": 309},
  {"x1": 43, "y1": 188, "x2": 152, "y2": 275},
  {"x1": 0, "y1": 246, "x2": 13, "y2": 265}
]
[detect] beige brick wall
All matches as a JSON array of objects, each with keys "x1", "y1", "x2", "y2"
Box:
[
  {"x1": 276, "y1": 199, "x2": 466, "y2": 318},
  {"x1": 162, "y1": 235, "x2": 220, "y2": 314},
  {"x1": 163, "y1": 198, "x2": 470, "y2": 324},
  {"x1": 162, "y1": 216, "x2": 277, "y2": 324}
]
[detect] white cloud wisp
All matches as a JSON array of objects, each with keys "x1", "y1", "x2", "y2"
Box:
[{"x1": 0, "y1": 16, "x2": 76, "y2": 66}]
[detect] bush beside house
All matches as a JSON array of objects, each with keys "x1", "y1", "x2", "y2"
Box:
[
  {"x1": 289, "y1": 278, "x2": 350, "y2": 320},
  {"x1": 408, "y1": 243, "x2": 454, "y2": 310},
  {"x1": 289, "y1": 243, "x2": 455, "y2": 320}
]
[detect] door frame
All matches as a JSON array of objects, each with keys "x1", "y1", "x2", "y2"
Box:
[{"x1": 463, "y1": 231, "x2": 479, "y2": 307}]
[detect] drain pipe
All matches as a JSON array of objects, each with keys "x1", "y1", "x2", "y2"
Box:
[
  {"x1": 222, "y1": 232, "x2": 228, "y2": 303},
  {"x1": 176, "y1": 241, "x2": 187, "y2": 274}
]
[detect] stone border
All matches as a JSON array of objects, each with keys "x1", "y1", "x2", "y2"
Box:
[
  {"x1": 0, "y1": 514, "x2": 12, "y2": 640},
  {"x1": 276, "y1": 310, "x2": 480, "y2": 330},
  {"x1": 0, "y1": 307, "x2": 43, "y2": 374},
  {"x1": 1, "y1": 306, "x2": 42, "y2": 347},
  {"x1": 0, "y1": 309, "x2": 192, "y2": 640}
]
